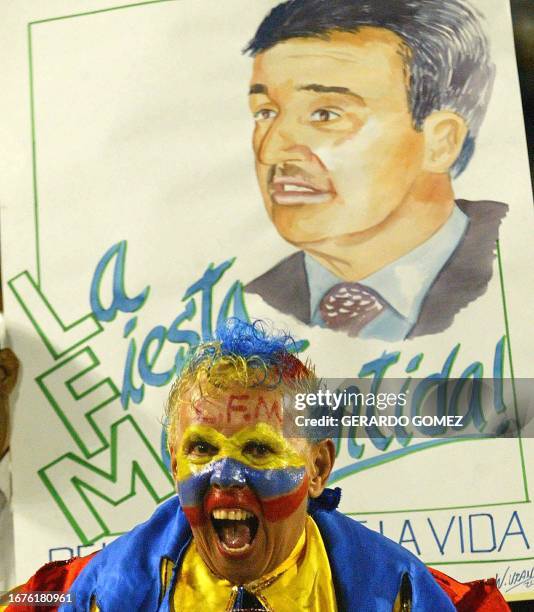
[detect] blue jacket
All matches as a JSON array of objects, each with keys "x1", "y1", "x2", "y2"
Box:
[{"x1": 62, "y1": 491, "x2": 455, "y2": 611}]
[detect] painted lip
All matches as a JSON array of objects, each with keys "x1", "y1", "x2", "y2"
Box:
[
  {"x1": 204, "y1": 487, "x2": 261, "y2": 517},
  {"x1": 205, "y1": 488, "x2": 262, "y2": 560},
  {"x1": 269, "y1": 176, "x2": 334, "y2": 206}
]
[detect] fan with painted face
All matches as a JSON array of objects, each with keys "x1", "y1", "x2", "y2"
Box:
[{"x1": 166, "y1": 319, "x2": 334, "y2": 586}]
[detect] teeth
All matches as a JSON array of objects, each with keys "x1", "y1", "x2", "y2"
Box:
[
  {"x1": 212, "y1": 508, "x2": 254, "y2": 520},
  {"x1": 283, "y1": 184, "x2": 315, "y2": 193},
  {"x1": 221, "y1": 542, "x2": 251, "y2": 553}
]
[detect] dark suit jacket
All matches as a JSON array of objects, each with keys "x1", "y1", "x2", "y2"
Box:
[{"x1": 245, "y1": 200, "x2": 508, "y2": 339}]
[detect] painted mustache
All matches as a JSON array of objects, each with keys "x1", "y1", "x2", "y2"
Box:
[
  {"x1": 205, "y1": 487, "x2": 262, "y2": 517},
  {"x1": 269, "y1": 163, "x2": 332, "y2": 191},
  {"x1": 178, "y1": 457, "x2": 308, "y2": 526},
  {"x1": 268, "y1": 166, "x2": 334, "y2": 205}
]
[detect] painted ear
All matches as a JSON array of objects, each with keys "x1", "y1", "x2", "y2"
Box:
[
  {"x1": 308, "y1": 439, "x2": 336, "y2": 499},
  {"x1": 422, "y1": 111, "x2": 468, "y2": 174}
]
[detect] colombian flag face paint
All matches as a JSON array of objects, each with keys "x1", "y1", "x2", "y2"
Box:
[
  {"x1": 179, "y1": 457, "x2": 308, "y2": 526},
  {"x1": 176, "y1": 423, "x2": 308, "y2": 527},
  {"x1": 171, "y1": 384, "x2": 316, "y2": 583}
]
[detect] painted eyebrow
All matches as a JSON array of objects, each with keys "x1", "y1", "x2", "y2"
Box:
[
  {"x1": 249, "y1": 83, "x2": 364, "y2": 104},
  {"x1": 298, "y1": 83, "x2": 364, "y2": 102},
  {"x1": 242, "y1": 439, "x2": 274, "y2": 447},
  {"x1": 184, "y1": 435, "x2": 218, "y2": 448}
]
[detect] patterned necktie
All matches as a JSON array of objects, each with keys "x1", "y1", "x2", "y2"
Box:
[
  {"x1": 232, "y1": 586, "x2": 267, "y2": 611},
  {"x1": 319, "y1": 282, "x2": 385, "y2": 336}
]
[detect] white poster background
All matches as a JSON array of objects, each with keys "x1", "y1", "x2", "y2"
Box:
[{"x1": 0, "y1": 0, "x2": 533, "y2": 601}]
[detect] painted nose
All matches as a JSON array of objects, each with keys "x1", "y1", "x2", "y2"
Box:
[
  {"x1": 210, "y1": 458, "x2": 247, "y2": 489},
  {"x1": 258, "y1": 120, "x2": 312, "y2": 166}
]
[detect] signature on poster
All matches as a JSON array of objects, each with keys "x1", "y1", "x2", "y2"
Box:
[{"x1": 496, "y1": 564, "x2": 534, "y2": 593}]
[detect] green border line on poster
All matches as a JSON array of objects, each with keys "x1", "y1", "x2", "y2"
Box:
[{"x1": 25, "y1": 0, "x2": 530, "y2": 565}]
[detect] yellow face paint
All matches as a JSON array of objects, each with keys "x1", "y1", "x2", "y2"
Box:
[
  {"x1": 176, "y1": 423, "x2": 306, "y2": 481},
  {"x1": 176, "y1": 423, "x2": 310, "y2": 526}
]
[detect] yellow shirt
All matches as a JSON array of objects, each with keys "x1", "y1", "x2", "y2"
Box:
[
  {"x1": 173, "y1": 515, "x2": 338, "y2": 612},
  {"x1": 2, "y1": 517, "x2": 410, "y2": 612}
]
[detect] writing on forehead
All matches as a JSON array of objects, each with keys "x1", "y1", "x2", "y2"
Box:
[{"x1": 192, "y1": 394, "x2": 283, "y2": 427}]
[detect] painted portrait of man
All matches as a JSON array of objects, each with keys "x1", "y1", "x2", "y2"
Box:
[{"x1": 244, "y1": 0, "x2": 508, "y2": 341}]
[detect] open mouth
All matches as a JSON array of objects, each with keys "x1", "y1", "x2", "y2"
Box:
[
  {"x1": 269, "y1": 179, "x2": 333, "y2": 206},
  {"x1": 211, "y1": 508, "x2": 259, "y2": 555}
]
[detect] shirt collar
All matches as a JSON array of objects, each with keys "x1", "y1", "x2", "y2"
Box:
[{"x1": 305, "y1": 205, "x2": 468, "y2": 324}]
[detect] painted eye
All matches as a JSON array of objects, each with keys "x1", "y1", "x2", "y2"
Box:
[
  {"x1": 243, "y1": 441, "x2": 274, "y2": 460},
  {"x1": 311, "y1": 108, "x2": 341, "y2": 123},
  {"x1": 188, "y1": 440, "x2": 218, "y2": 457},
  {"x1": 254, "y1": 108, "x2": 277, "y2": 122}
]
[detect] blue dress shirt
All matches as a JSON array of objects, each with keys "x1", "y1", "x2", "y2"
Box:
[{"x1": 305, "y1": 206, "x2": 469, "y2": 341}]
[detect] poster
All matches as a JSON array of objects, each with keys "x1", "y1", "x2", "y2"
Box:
[{"x1": 0, "y1": 0, "x2": 532, "y2": 603}]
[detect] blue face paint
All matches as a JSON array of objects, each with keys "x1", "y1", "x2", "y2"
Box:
[{"x1": 178, "y1": 458, "x2": 307, "y2": 525}]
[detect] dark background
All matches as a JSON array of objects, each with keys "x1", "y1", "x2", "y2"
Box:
[
  {"x1": 495, "y1": 3, "x2": 532, "y2": 609},
  {"x1": 511, "y1": 0, "x2": 533, "y2": 185}
]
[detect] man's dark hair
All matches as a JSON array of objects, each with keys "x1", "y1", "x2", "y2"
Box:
[{"x1": 245, "y1": 0, "x2": 494, "y2": 176}]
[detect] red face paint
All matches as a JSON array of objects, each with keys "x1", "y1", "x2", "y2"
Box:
[
  {"x1": 262, "y1": 474, "x2": 309, "y2": 521},
  {"x1": 181, "y1": 461, "x2": 309, "y2": 527},
  {"x1": 205, "y1": 487, "x2": 262, "y2": 517}
]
